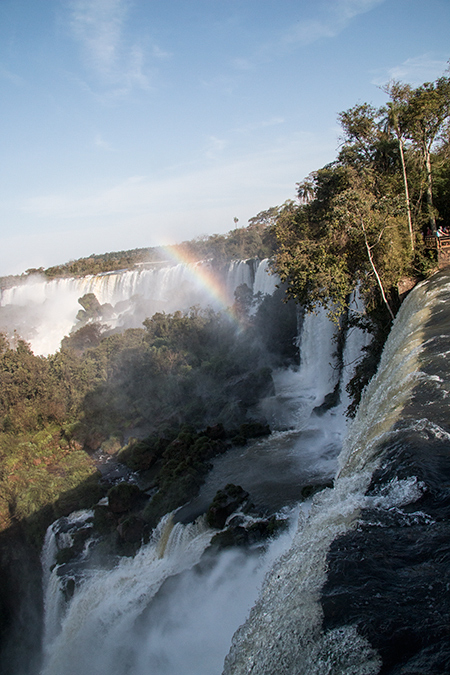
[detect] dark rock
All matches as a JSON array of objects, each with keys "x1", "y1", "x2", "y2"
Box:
[
  {"x1": 300, "y1": 482, "x2": 333, "y2": 500},
  {"x1": 209, "y1": 515, "x2": 288, "y2": 550},
  {"x1": 206, "y1": 484, "x2": 251, "y2": 529},
  {"x1": 117, "y1": 516, "x2": 146, "y2": 543},
  {"x1": 313, "y1": 382, "x2": 341, "y2": 416},
  {"x1": 246, "y1": 516, "x2": 287, "y2": 543},
  {"x1": 62, "y1": 577, "x2": 76, "y2": 602},
  {"x1": 107, "y1": 482, "x2": 142, "y2": 514},
  {"x1": 210, "y1": 526, "x2": 249, "y2": 549}
]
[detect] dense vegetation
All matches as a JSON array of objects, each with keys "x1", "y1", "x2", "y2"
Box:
[
  {"x1": 270, "y1": 71, "x2": 450, "y2": 322},
  {"x1": 264, "y1": 70, "x2": 450, "y2": 411},
  {"x1": 0, "y1": 287, "x2": 297, "y2": 545}
]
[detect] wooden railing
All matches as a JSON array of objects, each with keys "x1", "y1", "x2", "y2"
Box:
[{"x1": 424, "y1": 235, "x2": 450, "y2": 250}]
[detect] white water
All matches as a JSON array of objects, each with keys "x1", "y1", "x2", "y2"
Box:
[
  {"x1": 37, "y1": 289, "x2": 369, "y2": 675},
  {"x1": 223, "y1": 279, "x2": 437, "y2": 674},
  {"x1": 40, "y1": 512, "x2": 297, "y2": 675},
  {"x1": 296, "y1": 305, "x2": 339, "y2": 405},
  {"x1": 0, "y1": 259, "x2": 276, "y2": 355}
]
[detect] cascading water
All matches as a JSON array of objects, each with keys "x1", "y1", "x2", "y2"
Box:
[
  {"x1": 296, "y1": 305, "x2": 340, "y2": 404},
  {"x1": 224, "y1": 270, "x2": 450, "y2": 674},
  {"x1": 15, "y1": 261, "x2": 450, "y2": 674},
  {"x1": 39, "y1": 510, "x2": 297, "y2": 675},
  {"x1": 36, "y1": 269, "x2": 367, "y2": 675},
  {"x1": 0, "y1": 259, "x2": 274, "y2": 356}
]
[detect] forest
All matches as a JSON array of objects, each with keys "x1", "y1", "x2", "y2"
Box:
[{"x1": 270, "y1": 71, "x2": 450, "y2": 321}]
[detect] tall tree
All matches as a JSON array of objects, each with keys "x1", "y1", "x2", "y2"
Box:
[
  {"x1": 402, "y1": 75, "x2": 450, "y2": 233},
  {"x1": 384, "y1": 81, "x2": 415, "y2": 251}
]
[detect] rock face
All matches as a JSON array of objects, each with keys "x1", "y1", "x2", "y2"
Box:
[
  {"x1": 0, "y1": 526, "x2": 43, "y2": 675},
  {"x1": 116, "y1": 516, "x2": 146, "y2": 544},
  {"x1": 210, "y1": 515, "x2": 287, "y2": 550},
  {"x1": 206, "y1": 484, "x2": 252, "y2": 529},
  {"x1": 107, "y1": 483, "x2": 142, "y2": 514}
]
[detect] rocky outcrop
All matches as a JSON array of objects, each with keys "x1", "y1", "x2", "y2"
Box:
[{"x1": 206, "y1": 484, "x2": 252, "y2": 529}]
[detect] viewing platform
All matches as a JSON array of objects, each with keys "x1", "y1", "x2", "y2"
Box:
[
  {"x1": 424, "y1": 234, "x2": 450, "y2": 250},
  {"x1": 424, "y1": 234, "x2": 450, "y2": 266}
]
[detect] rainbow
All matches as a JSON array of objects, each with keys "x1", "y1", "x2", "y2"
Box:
[{"x1": 157, "y1": 244, "x2": 241, "y2": 324}]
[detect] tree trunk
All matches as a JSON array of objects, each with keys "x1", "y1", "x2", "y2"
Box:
[
  {"x1": 424, "y1": 146, "x2": 436, "y2": 233},
  {"x1": 360, "y1": 218, "x2": 395, "y2": 321},
  {"x1": 398, "y1": 136, "x2": 414, "y2": 251}
]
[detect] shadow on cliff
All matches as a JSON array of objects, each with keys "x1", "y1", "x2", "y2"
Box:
[{"x1": 0, "y1": 472, "x2": 105, "y2": 675}]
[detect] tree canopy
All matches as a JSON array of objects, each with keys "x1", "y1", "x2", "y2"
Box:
[{"x1": 271, "y1": 67, "x2": 450, "y2": 322}]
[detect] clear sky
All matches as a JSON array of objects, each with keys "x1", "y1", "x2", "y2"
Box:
[{"x1": 0, "y1": 0, "x2": 449, "y2": 276}]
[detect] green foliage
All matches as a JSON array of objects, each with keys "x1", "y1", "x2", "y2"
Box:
[
  {"x1": 72, "y1": 307, "x2": 277, "y2": 443},
  {"x1": 0, "y1": 339, "x2": 67, "y2": 432},
  {"x1": 0, "y1": 280, "x2": 289, "y2": 541},
  {"x1": 271, "y1": 68, "x2": 450, "y2": 324},
  {"x1": 0, "y1": 423, "x2": 99, "y2": 539},
  {"x1": 140, "y1": 427, "x2": 228, "y2": 528}
]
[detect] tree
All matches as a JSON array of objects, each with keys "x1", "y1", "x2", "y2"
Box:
[
  {"x1": 383, "y1": 81, "x2": 415, "y2": 251},
  {"x1": 271, "y1": 187, "x2": 353, "y2": 318},
  {"x1": 330, "y1": 171, "x2": 409, "y2": 320},
  {"x1": 338, "y1": 103, "x2": 381, "y2": 167},
  {"x1": 402, "y1": 75, "x2": 450, "y2": 233}
]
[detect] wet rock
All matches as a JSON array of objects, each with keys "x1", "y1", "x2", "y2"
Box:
[
  {"x1": 206, "y1": 484, "x2": 252, "y2": 529},
  {"x1": 210, "y1": 526, "x2": 249, "y2": 549},
  {"x1": 313, "y1": 382, "x2": 341, "y2": 415},
  {"x1": 117, "y1": 516, "x2": 146, "y2": 544},
  {"x1": 107, "y1": 482, "x2": 142, "y2": 514},
  {"x1": 300, "y1": 482, "x2": 333, "y2": 500},
  {"x1": 209, "y1": 515, "x2": 288, "y2": 550}
]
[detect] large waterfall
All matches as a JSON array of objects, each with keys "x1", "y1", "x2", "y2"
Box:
[
  {"x1": 224, "y1": 270, "x2": 450, "y2": 674},
  {"x1": 34, "y1": 260, "x2": 368, "y2": 675},
  {"x1": 6, "y1": 263, "x2": 450, "y2": 674},
  {"x1": 0, "y1": 259, "x2": 277, "y2": 356}
]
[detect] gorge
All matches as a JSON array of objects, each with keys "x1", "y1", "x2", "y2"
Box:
[{"x1": 1, "y1": 259, "x2": 450, "y2": 674}]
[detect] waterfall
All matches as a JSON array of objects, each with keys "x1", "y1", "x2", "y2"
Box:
[
  {"x1": 0, "y1": 259, "x2": 275, "y2": 356},
  {"x1": 297, "y1": 305, "x2": 339, "y2": 405},
  {"x1": 39, "y1": 512, "x2": 297, "y2": 675},
  {"x1": 15, "y1": 264, "x2": 450, "y2": 674},
  {"x1": 41, "y1": 510, "x2": 95, "y2": 652},
  {"x1": 35, "y1": 274, "x2": 372, "y2": 675},
  {"x1": 224, "y1": 270, "x2": 450, "y2": 673},
  {"x1": 253, "y1": 259, "x2": 278, "y2": 296}
]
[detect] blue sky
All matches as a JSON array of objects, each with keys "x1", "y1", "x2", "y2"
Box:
[{"x1": 0, "y1": 0, "x2": 449, "y2": 276}]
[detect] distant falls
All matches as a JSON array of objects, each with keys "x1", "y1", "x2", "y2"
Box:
[{"x1": 0, "y1": 259, "x2": 277, "y2": 355}]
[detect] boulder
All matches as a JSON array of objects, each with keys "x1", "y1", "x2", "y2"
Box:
[
  {"x1": 107, "y1": 483, "x2": 141, "y2": 514},
  {"x1": 206, "y1": 484, "x2": 251, "y2": 529},
  {"x1": 117, "y1": 516, "x2": 146, "y2": 544}
]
